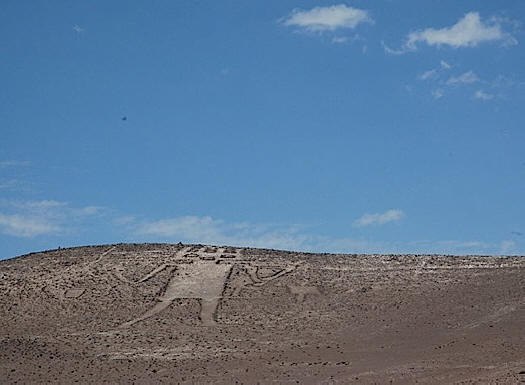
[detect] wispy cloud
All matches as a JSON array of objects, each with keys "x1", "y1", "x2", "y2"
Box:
[
  {"x1": 1, "y1": 201, "x2": 518, "y2": 255},
  {"x1": 331, "y1": 36, "x2": 348, "y2": 44},
  {"x1": 0, "y1": 214, "x2": 58, "y2": 237},
  {"x1": 409, "y1": 239, "x2": 490, "y2": 254},
  {"x1": 491, "y1": 74, "x2": 518, "y2": 89},
  {"x1": 416, "y1": 67, "x2": 493, "y2": 100},
  {"x1": 353, "y1": 209, "x2": 405, "y2": 227},
  {"x1": 474, "y1": 89, "x2": 494, "y2": 100},
  {"x1": 500, "y1": 240, "x2": 516, "y2": 254},
  {"x1": 138, "y1": 216, "x2": 311, "y2": 251},
  {"x1": 385, "y1": 12, "x2": 517, "y2": 54},
  {"x1": 440, "y1": 60, "x2": 452, "y2": 69},
  {"x1": 446, "y1": 70, "x2": 479, "y2": 85},
  {"x1": 419, "y1": 60, "x2": 451, "y2": 81},
  {"x1": 114, "y1": 215, "x2": 136, "y2": 225},
  {"x1": 73, "y1": 206, "x2": 104, "y2": 216},
  {"x1": 140, "y1": 216, "x2": 223, "y2": 240},
  {"x1": 283, "y1": 4, "x2": 372, "y2": 32},
  {"x1": 419, "y1": 69, "x2": 438, "y2": 80},
  {"x1": 413, "y1": 59, "x2": 520, "y2": 100},
  {"x1": 73, "y1": 25, "x2": 84, "y2": 33},
  {"x1": 9, "y1": 200, "x2": 67, "y2": 210},
  {"x1": 0, "y1": 200, "x2": 105, "y2": 238},
  {"x1": 0, "y1": 160, "x2": 31, "y2": 168},
  {"x1": 135, "y1": 215, "x2": 385, "y2": 253},
  {"x1": 134, "y1": 214, "x2": 514, "y2": 255},
  {"x1": 438, "y1": 240, "x2": 487, "y2": 249},
  {"x1": 0, "y1": 180, "x2": 20, "y2": 190},
  {"x1": 431, "y1": 88, "x2": 444, "y2": 99}
]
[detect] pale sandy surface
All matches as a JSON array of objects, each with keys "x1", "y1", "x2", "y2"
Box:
[{"x1": 0, "y1": 243, "x2": 524, "y2": 384}]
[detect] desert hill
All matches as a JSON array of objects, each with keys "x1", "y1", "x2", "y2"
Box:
[{"x1": 1, "y1": 243, "x2": 524, "y2": 384}]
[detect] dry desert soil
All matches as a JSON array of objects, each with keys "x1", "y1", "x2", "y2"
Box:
[{"x1": 0, "y1": 243, "x2": 524, "y2": 384}]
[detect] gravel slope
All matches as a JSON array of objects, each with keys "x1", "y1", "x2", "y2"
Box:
[{"x1": 1, "y1": 243, "x2": 524, "y2": 384}]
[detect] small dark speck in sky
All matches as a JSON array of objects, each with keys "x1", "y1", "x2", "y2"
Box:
[
  {"x1": 511, "y1": 231, "x2": 523, "y2": 236},
  {"x1": 122, "y1": 116, "x2": 127, "y2": 121}
]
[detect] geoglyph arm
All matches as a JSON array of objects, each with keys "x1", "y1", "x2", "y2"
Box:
[
  {"x1": 137, "y1": 264, "x2": 174, "y2": 283},
  {"x1": 249, "y1": 265, "x2": 298, "y2": 287}
]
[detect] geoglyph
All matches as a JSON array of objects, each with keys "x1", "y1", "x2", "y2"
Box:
[{"x1": 118, "y1": 246, "x2": 299, "y2": 327}]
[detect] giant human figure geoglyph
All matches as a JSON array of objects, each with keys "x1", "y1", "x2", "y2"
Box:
[{"x1": 118, "y1": 246, "x2": 297, "y2": 328}]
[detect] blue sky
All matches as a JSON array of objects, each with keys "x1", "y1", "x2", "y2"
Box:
[{"x1": 1, "y1": 1, "x2": 524, "y2": 259}]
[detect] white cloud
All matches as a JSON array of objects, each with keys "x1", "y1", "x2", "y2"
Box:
[
  {"x1": 0, "y1": 200, "x2": 106, "y2": 238},
  {"x1": 137, "y1": 216, "x2": 309, "y2": 249},
  {"x1": 439, "y1": 240, "x2": 486, "y2": 249},
  {"x1": 140, "y1": 216, "x2": 223, "y2": 240},
  {"x1": 283, "y1": 5, "x2": 372, "y2": 32},
  {"x1": 137, "y1": 213, "x2": 524, "y2": 255},
  {"x1": 114, "y1": 215, "x2": 136, "y2": 225},
  {"x1": 410, "y1": 240, "x2": 490, "y2": 254},
  {"x1": 419, "y1": 69, "x2": 437, "y2": 80},
  {"x1": 419, "y1": 59, "x2": 452, "y2": 80},
  {"x1": 408, "y1": 12, "x2": 515, "y2": 49},
  {"x1": 0, "y1": 180, "x2": 20, "y2": 190},
  {"x1": 414, "y1": 64, "x2": 516, "y2": 101},
  {"x1": 440, "y1": 60, "x2": 452, "y2": 69},
  {"x1": 0, "y1": 160, "x2": 31, "y2": 168},
  {"x1": 0, "y1": 179, "x2": 33, "y2": 193},
  {"x1": 9, "y1": 200, "x2": 67, "y2": 210},
  {"x1": 386, "y1": 12, "x2": 516, "y2": 54},
  {"x1": 1, "y1": 201, "x2": 515, "y2": 255},
  {"x1": 136, "y1": 215, "x2": 384, "y2": 253},
  {"x1": 432, "y1": 88, "x2": 444, "y2": 99},
  {"x1": 136, "y1": 215, "x2": 523, "y2": 255},
  {"x1": 500, "y1": 240, "x2": 516, "y2": 254},
  {"x1": 73, "y1": 25, "x2": 84, "y2": 33},
  {"x1": 491, "y1": 74, "x2": 517, "y2": 88},
  {"x1": 418, "y1": 60, "x2": 452, "y2": 81},
  {"x1": 0, "y1": 214, "x2": 58, "y2": 237},
  {"x1": 331, "y1": 36, "x2": 348, "y2": 44},
  {"x1": 138, "y1": 216, "x2": 311, "y2": 251},
  {"x1": 474, "y1": 89, "x2": 494, "y2": 100},
  {"x1": 417, "y1": 67, "x2": 502, "y2": 101},
  {"x1": 381, "y1": 41, "x2": 405, "y2": 55},
  {"x1": 73, "y1": 206, "x2": 104, "y2": 216},
  {"x1": 446, "y1": 70, "x2": 479, "y2": 85},
  {"x1": 353, "y1": 209, "x2": 405, "y2": 227}
]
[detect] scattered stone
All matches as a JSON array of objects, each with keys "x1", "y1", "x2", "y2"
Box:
[{"x1": 64, "y1": 289, "x2": 86, "y2": 298}]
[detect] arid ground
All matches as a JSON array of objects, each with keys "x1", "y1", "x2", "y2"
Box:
[{"x1": 1, "y1": 243, "x2": 524, "y2": 384}]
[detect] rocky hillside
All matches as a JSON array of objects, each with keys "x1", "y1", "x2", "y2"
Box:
[{"x1": 1, "y1": 244, "x2": 524, "y2": 384}]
